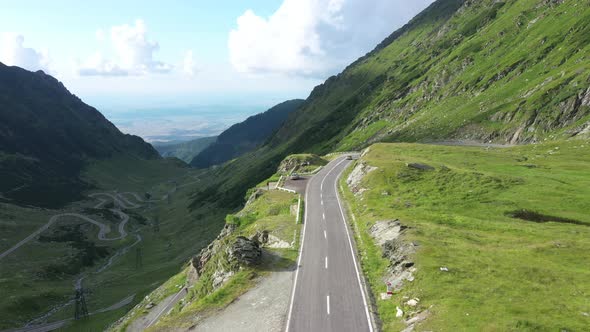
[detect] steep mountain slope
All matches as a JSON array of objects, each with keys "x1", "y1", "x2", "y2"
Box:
[
  {"x1": 191, "y1": 0, "x2": 590, "y2": 216},
  {"x1": 0, "y1": 63, "x2": 159, "y2": 207},
  {"x1": 190, "y1": 99, "x2": 304, "y2": 168},
  {"x1": 269, "y1": 0, "x2": 590, "y2": 153},
  {"x1": 153, "y1": 136, "x2": 216, "y2": 162}
]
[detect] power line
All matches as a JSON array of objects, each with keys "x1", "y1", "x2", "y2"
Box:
[{"x1": 74, "y1": 287, "x2": 89, "y2": 320}]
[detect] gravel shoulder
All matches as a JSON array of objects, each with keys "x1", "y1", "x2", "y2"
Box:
[{"x1": 189, "y1": 268, "x2": 294, "y2": 332}]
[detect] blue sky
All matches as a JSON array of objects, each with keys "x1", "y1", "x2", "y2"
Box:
[{"x1": 1, "y1": 0, "x2": 434, "y2": 141}]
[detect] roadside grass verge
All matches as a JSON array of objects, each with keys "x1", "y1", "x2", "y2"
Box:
[
  {"x1": 340, "y1": 140, "x2": 590, "y2": 331},
  {"x1": 135, "y1": 189, "x2": 300, "y2": 331}
]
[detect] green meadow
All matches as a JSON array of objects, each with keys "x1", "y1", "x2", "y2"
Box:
[{"x1": 341, "y1": 140, "x2": 590, "y2": 331}]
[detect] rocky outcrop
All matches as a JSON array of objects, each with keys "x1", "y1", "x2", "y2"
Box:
[
  {"x1": 245, "y1": 189, "x2": 265, "y2": 206},
  {"x1": 212, "y1": 269, "x2": 235, "y2": 289},
  {"x1": 347, "y1": 162, "x2": 377, "y2": 196},
  {"x1": 228, "y1": 236, "x2": 262, "y2": 266},
  {"x1": 371, "y1": 220, "x2": 417, "y2": 292},
  {"x1": 370, "y1": 220, "x2": 426, "y2": 329},
  {"x1": 250, "y1": 230, "x2": 269, "y2": 245},
  {"x1": 278, "y1": 154, "x2": 327, "y2": 174},
  {"x1": 188, "y1": 223, "x2": 236, "y2": 284}
]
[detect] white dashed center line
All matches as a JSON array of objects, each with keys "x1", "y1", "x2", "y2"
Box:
[
  {"x1": 327, "y1": 295, "x2": 330, "y2": 315},
  {"x1": 325, "y1": 256, "x2": 328, "y2": 269},
  {"x1": 324, "y1": 230, "x2": 327, "y2": 239}
]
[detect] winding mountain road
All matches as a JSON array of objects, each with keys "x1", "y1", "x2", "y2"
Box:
[
  {"x1": 0, "y1": 192, "x2": 137, "y2": 261},
  {"x1": 286, "y1": 156, "x2": 373, "y2": 332}
]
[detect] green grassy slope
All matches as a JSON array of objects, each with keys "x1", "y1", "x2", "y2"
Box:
[
  {"x1": 269, "y1": 0, "x2": 590, "y2": 154},
  {"x1": 0, "y1": 157, "x2": 225, "y2": 331},
  {"x1": 153, "y1": 136, "x2": 216, "y2": 163},
  {"x1": 111, "y1": 189, "x2": 300, "y2": 331},
  {"x1": 340, "y1": 140, "x2": 590, "y2": 331},
  {"x1": 189, "y1": 0, "x2": 590, "y2": 219}
]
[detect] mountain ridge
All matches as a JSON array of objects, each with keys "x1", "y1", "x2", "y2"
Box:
[
  {"x1": 189, "y1": 0, "x2": 590, "y2": 212},
  {"x1": 0, "y1": 63, "x2": 160, "y2": 207},
  {"x1": 190, "y1": 99, "x2": 305, "y2": 168}
]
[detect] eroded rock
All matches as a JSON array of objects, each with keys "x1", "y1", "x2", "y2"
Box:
[
  {"x1": 228, "y1": 236, "x2": 262, "y2": 266},
  {"x1": 347, "y1": 162, "x2": 377, "y2": 195},
  {"x1": 370, "y1": 220, "x2": 404, "y2": 246}
]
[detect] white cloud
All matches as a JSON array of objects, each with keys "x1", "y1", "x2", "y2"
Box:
[
  {"x1": 95, "y1": 29, "x2": 106, "y2": 41},
  {"x1": 183, "y1": 50, "x2": 197, "y2": 76},
  {"x1": 229, "y1": 0, "x2": 434, "y2": 77},
  {"x1": 0, "y1": 33, "x2": 50, "y2": 72},
  {"x1": 78, "y1": 20, "x2": 172, "y2": 76}
]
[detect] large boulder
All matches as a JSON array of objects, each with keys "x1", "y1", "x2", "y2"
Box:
[
  {"x1": 228, "y1": 236, "x2": 262, "y2": 266},
  {"x1": 187, "y1": 223, "x2": 237, "y2": 284}
]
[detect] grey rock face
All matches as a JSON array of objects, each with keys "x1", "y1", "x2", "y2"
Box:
[{"x1": 229, "y1": 236, "x2": 262, "y2": 266}]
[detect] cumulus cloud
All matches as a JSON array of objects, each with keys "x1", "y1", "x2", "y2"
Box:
[
  {"x1": 78, "y1": 20, "x2": 172, "y2": 76},
  {"x1": 183, "y1": 50, "x2": 197, "y2": 76},
  {"x1": 0, "y1": 33, "x2": 50, "y2": 72},
  {"x1": 229, "y1": 0, "x2": 434, "y2": 77}
]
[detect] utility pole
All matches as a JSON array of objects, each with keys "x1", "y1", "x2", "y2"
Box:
[
  {"x1": 74, "y1": 288, "x2": 89, "y2": 320},
  {"x1": 135, "y1": 247, "x2": 143, "y2": 269}
]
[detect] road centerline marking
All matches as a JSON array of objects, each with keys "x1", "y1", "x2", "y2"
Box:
[
  {"x1": 324, "y1": 230, "x2": 327, "y2": 239},
  {"x1": 285, "y1": 157, "x2": 348, "y2": 332},
  {"x1": 325, "y1": 256, "x2": 328, "y2": 269},
  {"x1": 327, "y1": 295, "x2": 330, "y2": 315}
]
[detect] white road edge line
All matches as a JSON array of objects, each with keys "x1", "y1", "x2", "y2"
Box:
[
  {"x1": 327, "y1": 295, "x2": 331, "y2": 315},
  {"x1": 333, "y1": 160, "x2": 375, "y2": 332},
  {"x1": 285, "y1": 157, "x2": 346, "y2": 332}
]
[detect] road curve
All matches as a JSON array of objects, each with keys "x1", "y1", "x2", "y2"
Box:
[
  {"x1": 1, "y1": 192, "x2": 136, "y2": 261},
  {"x1": 286, "y1": 156, "x2": 373, "y2": 332}
]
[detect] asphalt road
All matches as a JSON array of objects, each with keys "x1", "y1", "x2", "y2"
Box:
[{"x1": 286, "y1": 156, "x2": 373, "y2": 332}]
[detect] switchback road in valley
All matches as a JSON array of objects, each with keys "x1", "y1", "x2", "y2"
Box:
[
  {"x1": 286, "y1": 156, "x2": 373, "y2": 332},
  {"x1": 0, "y1": 192, "x2": 138, "y2": 261}
]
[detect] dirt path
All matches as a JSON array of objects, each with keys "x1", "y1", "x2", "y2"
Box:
[{"x1": 189, "y1": 269, "x2": 294, "y2": 332}]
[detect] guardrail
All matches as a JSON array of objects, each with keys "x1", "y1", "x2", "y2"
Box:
[
  {"x1": 295, "y1": 195, "x2": 302, "y2": 224},
  {"x1": 277, "y1": 186, "x2": 296, "y2": 194}
]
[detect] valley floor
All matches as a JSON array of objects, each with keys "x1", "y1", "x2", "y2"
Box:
[{"x1": 0, "y1": 157, "x2": 222, "y2": 332}]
